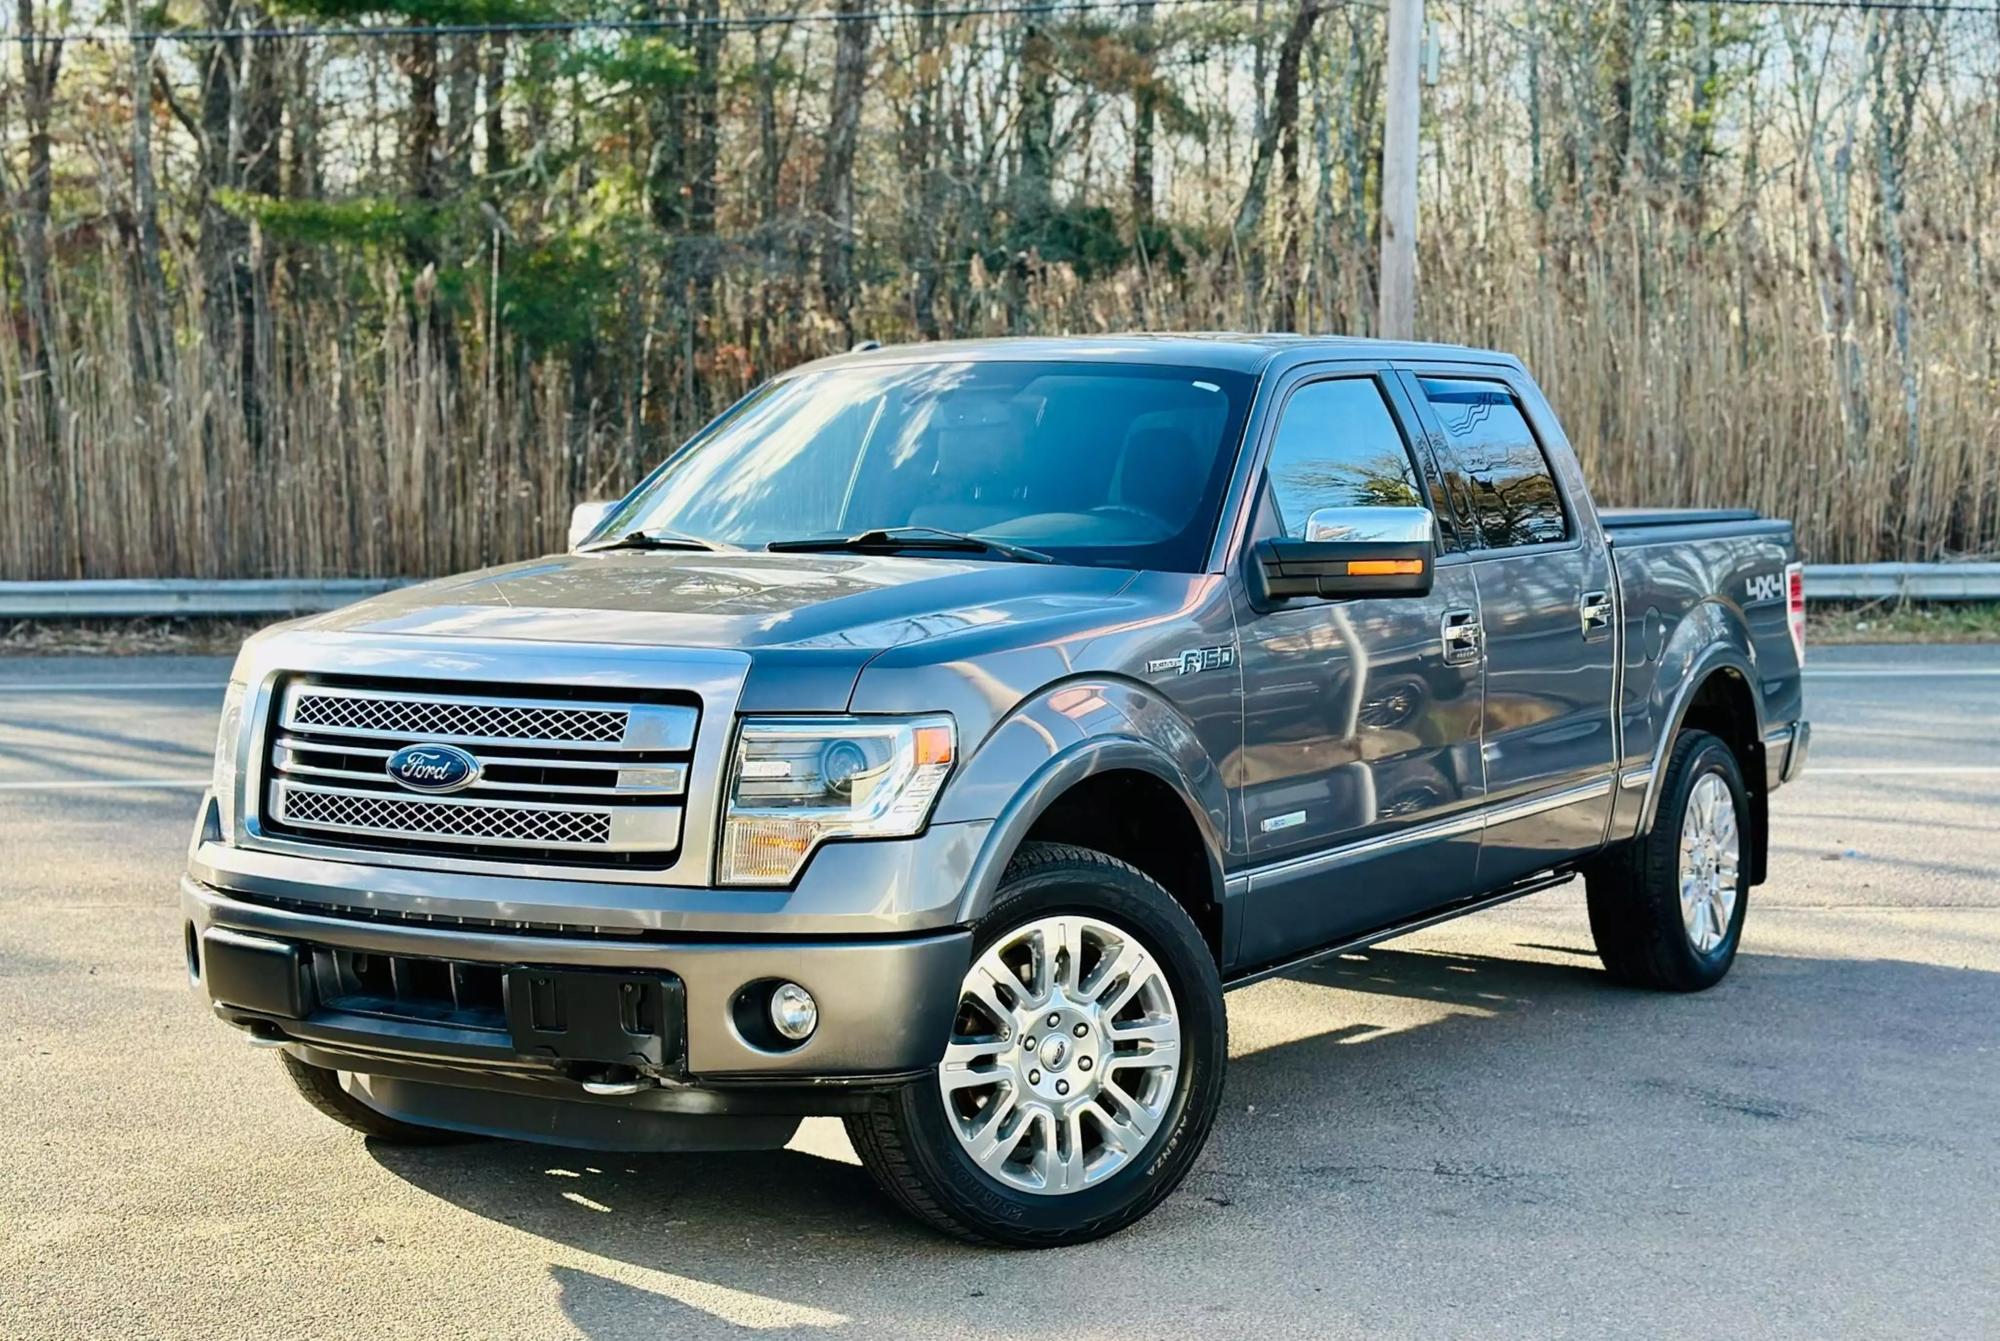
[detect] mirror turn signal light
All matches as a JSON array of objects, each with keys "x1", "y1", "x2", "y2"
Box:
[{"x1": 1345, "y1": 559, "x2": 1426, "y2": 577}]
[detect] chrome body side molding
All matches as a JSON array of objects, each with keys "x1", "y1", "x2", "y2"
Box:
[{"x1": 1239, "y1": 775, "x2": 1613, "y2": 894}]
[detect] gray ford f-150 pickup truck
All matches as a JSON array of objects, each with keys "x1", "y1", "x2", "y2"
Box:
[{"x1": 185, "y1": 335, "x2": 1809, "y2": 1245}]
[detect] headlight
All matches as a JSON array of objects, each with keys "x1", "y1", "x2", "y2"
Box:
[
  {"x1": 719, "y1": 715, "x2": 955, "y2": 885},
  {"x1": 211, "y1": 681, "x2": 247, "y2": 839}
]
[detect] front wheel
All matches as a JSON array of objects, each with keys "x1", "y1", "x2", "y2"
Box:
[
  {"x1": 845, "y1": 842, "x2": 1226, "y2": 1246},
  {"x1": 279, "y1": 1053, "x2": 472, "y2": 1145}
]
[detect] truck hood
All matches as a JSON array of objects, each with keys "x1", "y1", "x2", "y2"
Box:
[{"x1": 299, "y1": 551, "x2": 1142, "y2": 654}]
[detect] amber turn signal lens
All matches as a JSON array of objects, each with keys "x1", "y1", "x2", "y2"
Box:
[
  {"x1": 1345, "y1": 559, "x2": 1426, "y2": 576},
  {"x1": 912, "y1": 724, "x2": 956, "y2": 766}
]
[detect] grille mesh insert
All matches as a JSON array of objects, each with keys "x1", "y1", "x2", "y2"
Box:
[
  {"x1": 289, "y1": 693, "x2": 627, "y2": 744},
  {"x1": 279, "y1": 787, "x2": 613, "y2": 847}
]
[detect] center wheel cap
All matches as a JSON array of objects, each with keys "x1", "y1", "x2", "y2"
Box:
[{"x1": 1038, "y1": 1035, "x2": 1071, "y2": 1070}]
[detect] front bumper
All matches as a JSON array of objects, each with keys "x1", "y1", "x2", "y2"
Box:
[{"x1": 183, "y1": 877, "x2": 970, "y2": 1096}]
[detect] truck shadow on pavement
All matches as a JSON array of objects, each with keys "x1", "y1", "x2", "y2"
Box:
[{"x1": 364, "y1": 943, "x2": 1997, "y2": 1340}]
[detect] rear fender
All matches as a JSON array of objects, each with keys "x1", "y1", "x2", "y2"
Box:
[{"x1": 1622, "y1": 611, "x2": 1769, "y2": 882}]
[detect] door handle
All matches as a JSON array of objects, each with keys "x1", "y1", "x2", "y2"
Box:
[
  {"x1": 1440, "y1": 608, "x2": 1483, "y2": 666},
  {"x1": 1580, "y1": 590, "x2": 1613, "y2": 639}
]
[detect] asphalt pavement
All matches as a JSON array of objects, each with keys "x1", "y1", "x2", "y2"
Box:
[{"x1": 2, "y1": 646, "x2": 1996, "y2": 1339}]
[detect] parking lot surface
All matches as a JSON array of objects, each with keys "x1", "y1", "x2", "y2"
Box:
[{"x1": 3, "y1": 646, "x2": 1997, "y2": 1339}]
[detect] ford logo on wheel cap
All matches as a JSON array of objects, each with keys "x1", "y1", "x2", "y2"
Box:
[{"x1": 386, "y1": 743, "x2": 482, "y2": 794}]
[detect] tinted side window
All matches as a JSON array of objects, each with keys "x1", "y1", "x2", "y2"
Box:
[
  {"x1": 1262, "y1": 379, "x2": 1428, "y2": 540},
  {"x1": 1418, "y1": 377, "x2": 1567, "y2": 547}
]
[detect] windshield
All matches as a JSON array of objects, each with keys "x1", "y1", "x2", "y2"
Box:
[{"x1": 592, "y1": 361, "x2": 1258, "y2": 572}]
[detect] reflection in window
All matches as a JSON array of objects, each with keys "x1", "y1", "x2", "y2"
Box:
[
  {"x1": 1419, "y1": 378, "x2": 1567, "y2": 548},
  {"x1": 1263, "y1": 379, "x2": 1423, "y2": 538},
  {"x1": 597, "y1": 361, "x2": 1257, "y2": 573}
]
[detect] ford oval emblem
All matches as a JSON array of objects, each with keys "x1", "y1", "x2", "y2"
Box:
[{"x1": 385, "y1": 743, "x2": 482, "y2": 794}]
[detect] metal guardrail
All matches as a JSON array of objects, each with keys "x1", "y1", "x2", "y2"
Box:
[
  {"x1": 3, "y1": 564, "x2": 2000, "y2": 618},
  {"x1": 0, "y1": 578, "x2": 412, "y2": 618},
  {"x1": 1804, "y1": 564, "x2": 2000, "y2": 601}
]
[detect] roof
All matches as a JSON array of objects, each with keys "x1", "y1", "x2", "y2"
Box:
[{"x1": 784, "y1": 332, "x2": 1521, "y2": 378}]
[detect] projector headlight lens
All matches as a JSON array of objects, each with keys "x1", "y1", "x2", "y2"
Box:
[{"x1": 720, "y1": 715, "x2": 955, "y2": 885}]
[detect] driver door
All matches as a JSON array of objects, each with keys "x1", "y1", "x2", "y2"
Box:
[{"x1": 1233, "y1": 370, "x2": 1486, "y2": 968}]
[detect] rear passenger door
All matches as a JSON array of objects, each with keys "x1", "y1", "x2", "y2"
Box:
[
  {"x1": 1232, "y1": 370, "x2": 1486, "y2": 968},
  {"x1": 1399, "y1": 367, "x2": 1617, "y2": 888}
]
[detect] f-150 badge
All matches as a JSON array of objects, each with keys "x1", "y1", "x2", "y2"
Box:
[{"x1": 1148, "y1": 644, "x2": 1237, "y2": 676}]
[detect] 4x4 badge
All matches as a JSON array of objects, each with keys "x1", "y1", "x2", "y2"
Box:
[{"x1": 1147, "y1": 644, "x2": 1238, "y2": 677}]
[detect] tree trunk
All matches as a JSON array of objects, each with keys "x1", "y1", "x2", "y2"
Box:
[
  {"x1": 690, "y1": 0, "x2": 721, "y2": 314},
  {"x1": 446, "y1": 36, "x2": 479, "y2": 183},
  {"x1": 1130, "y1": 0, "x2": 1157, "y2": 230},
  {"x1": 483, "y1": 37, "x2": 508, "y2": 178},
  {"x1": 819, "y1": 0, "x2": 872, "y2": 334},
  {"x1": 124, "y1": 0, "x2": 171, "y2": 380},
  {"x1": 1234, "y1": 0, "x2": 1325, "y2": 321},
  {"x1": 1016, "y1": 21, "x2": 1056, "y2": 220},
  {"x1": 12, "y1": 0, "x2": 62, "y2": 467},
  {"x1": 403, "y1": 29, "x2": 441, "y2": 206}
]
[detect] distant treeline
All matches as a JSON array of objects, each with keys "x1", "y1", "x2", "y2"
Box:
[{"x1": 1, "y1": 0, "x2": 1996, "y2": 579}]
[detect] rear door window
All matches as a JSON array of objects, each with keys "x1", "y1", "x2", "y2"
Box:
[{"x1": 1417, "y1": 377, "x2": 1568, "y2": 548}]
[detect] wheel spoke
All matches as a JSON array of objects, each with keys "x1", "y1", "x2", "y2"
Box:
[
  {"x1": 1108, "y1": 1017, "x2": 1177, "y2": 1047},
  {"x1": 1049, "y1": 917, "x2": 1087, "y2": 993},
  {"x1": 963, "y1": 1091, "x2": 1026, "y2": 1172},
  {"x1": 1098, "y1": 951, "x2": 1157, "y2": 1020},
  {"x1": 963, "y1": 954, "x2": 1020, "y2": 1026},
  {"x1": 1044, "y1": 1109, "x2": 1089, "y2": 1193},
  {"x1": 1100, "y1": 1078, "x2": 1162, "y2": 1142}
]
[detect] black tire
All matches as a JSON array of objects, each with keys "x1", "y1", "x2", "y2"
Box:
[
  {"x1": 845, "y1": 841, "x2": 1226, "y2": 1247},
  {"x1": 1586, "y1": 729, "x2": 1750, "y2": 991},
  {"x1": 279, "y1": 1053, "x2": 473, "y2": 1144}
]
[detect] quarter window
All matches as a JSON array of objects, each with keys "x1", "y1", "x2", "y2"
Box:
[
  {"x1": 1261, "y1": 378, "x2": 1433, "y2": 542},
  {"x1": 1418, "y1": 377, "x2": 1568, "y2": 548}
]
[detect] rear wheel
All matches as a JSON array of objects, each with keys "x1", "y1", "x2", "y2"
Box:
[
  {"x1": 1587, "y1": 729, "x2": 1749, "y2": 991},
  {"x1": 845, "y1": 842, "x2": 1225, "y2": 1246},
  {"x1": 279, "y1": 1053, "x2": 471, "y2": 1144}
]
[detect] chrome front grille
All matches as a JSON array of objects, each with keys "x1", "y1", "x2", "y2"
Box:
[
  {"x1": 289, "y1": 691, "x2": 627, "y2": 745},
  {"x1": 275, "y1": 787, "x2": 616, "y2": 848},
  {"x1": 259, "y1": 679, "x2": 696, "y2": 869}
]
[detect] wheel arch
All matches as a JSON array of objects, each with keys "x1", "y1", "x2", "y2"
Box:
[
  {"x1": 954, "y1": 738, "x2": 1229, "y2": 962},
  {"x1": 1637, "y1": 653, "x2": 1769, "y2": 885}
]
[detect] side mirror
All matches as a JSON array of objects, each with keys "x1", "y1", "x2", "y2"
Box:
[
  {"x1": 568, "y1": 500, "x2": 617, "y2": 550},
  {"x1": 1251, "y1": 506, "x2": 1436, "y2": 603}
]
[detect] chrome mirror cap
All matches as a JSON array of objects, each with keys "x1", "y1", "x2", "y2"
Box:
[
  {"x1": 568, "y1": 500, "x2": 617, "y2": 550},
  {"x1": 1303, "y1": 505, "x2": 1437, "y2": 546}
]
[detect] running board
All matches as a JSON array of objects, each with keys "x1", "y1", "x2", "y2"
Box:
[{"x1": 1222, "y1": 869, "x2": 1578, "y2": 990}]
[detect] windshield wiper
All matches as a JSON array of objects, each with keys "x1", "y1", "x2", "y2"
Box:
[
  {"x1": 579, "y1": 528, "x2": 725, "y2": 554},
  {"x1": 766, "y1": 527, "x2": 1055, "y2": 564}
]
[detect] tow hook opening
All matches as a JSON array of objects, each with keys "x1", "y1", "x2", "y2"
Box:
[{"x1": 571, "y1": 1065, "x2": 651, "y2": 1097}]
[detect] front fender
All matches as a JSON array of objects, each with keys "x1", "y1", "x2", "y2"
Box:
[{"x1": 934, "y1": 677, "x2": 1230, "y2": 928}]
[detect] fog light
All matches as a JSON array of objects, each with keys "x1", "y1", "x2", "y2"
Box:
[{"x1": 769, "y1": 981, "x2": 818, "y2": 1042}]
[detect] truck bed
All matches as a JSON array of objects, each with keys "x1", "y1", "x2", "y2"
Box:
[{"x1": 1601, "y1": 508, "x2": 1793, "y2": 548}]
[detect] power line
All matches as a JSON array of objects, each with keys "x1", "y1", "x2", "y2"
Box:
[
  {"x1": 1688, "y1": 0, "x2": 2000, "y2": 10},
  {"x1": 18, "y1": 0, "x2": 1274, "y2": 46},
  {"x1": 12, "y1": 0, "x2": 1993, "y2": 48},
  {"x1": 1666, "y1": 0, "x2": 1999, "y2": 11}
]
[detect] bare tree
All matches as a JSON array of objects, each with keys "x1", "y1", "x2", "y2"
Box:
[{"x1": 819, "y1": 0, "x2": 872, "y2": 332}]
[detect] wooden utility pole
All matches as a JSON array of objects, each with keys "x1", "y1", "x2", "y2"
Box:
[{"x1": 1378, "y1": 0, "x2": 1422, "y2": 339}]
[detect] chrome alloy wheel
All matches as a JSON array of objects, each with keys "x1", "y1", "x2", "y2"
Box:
[
  {"x1": 936, "y1": 915, "x2": 1182, "y2": 1196},
  {"x1": 1678, "y1": 772, "x2": 1742, "y2": 954}
]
